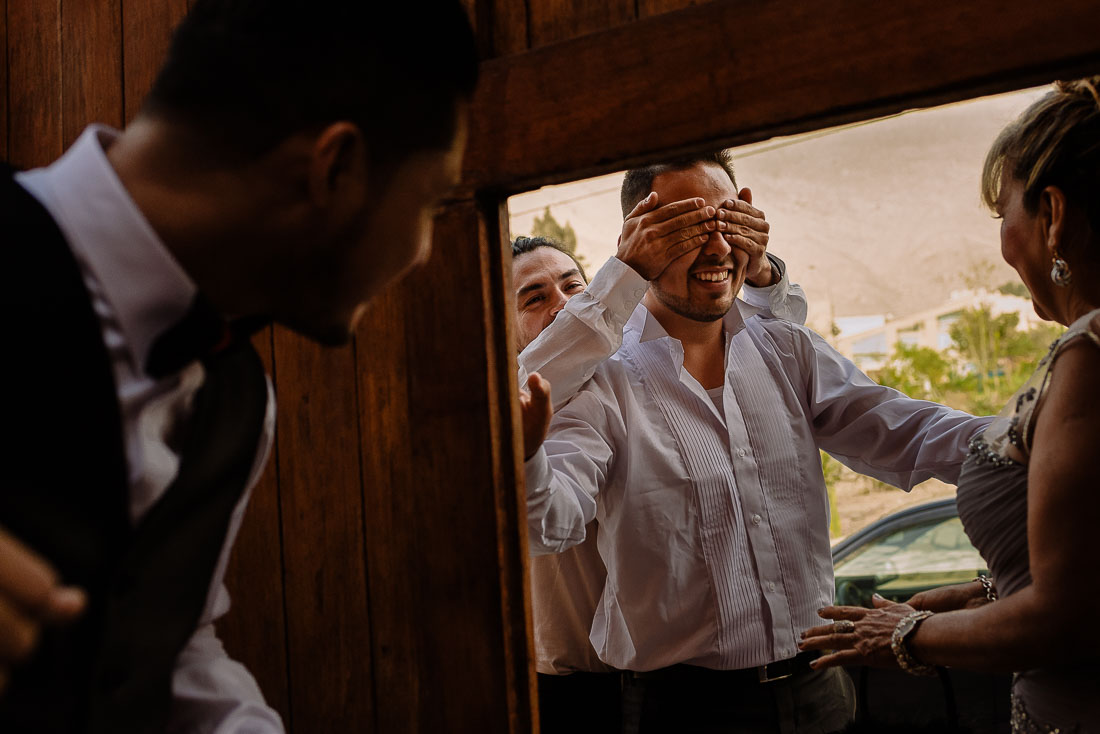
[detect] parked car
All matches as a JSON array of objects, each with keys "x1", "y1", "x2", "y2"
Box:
[
  {"x1": 833, "y1": 498, "x2": 988, "y2": 607},
  {"x1": 831, "y1": 498, "x2": 1011, "y2": 733}
]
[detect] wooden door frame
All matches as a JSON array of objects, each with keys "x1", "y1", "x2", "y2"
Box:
[{"x1": 460, "y1": 1, "x2": 1100, "y2": 731}]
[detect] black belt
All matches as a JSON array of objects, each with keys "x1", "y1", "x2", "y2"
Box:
[{"x1": 628, "y1": 650, "x2": 820, "y2": 684}]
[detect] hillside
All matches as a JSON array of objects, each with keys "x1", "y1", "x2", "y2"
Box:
[{"x1": 509, "y1": 87, "x2": 1047, "y2": 331}]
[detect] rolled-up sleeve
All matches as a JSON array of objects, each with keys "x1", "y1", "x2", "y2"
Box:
[
  {"x1": 519, "y1": 257, "x2": 648, "y2": 410},
  {"x1": 741, "y1": 254, "x2": 808, "y2": 326},
  {"x1": 525, "y1": 390, "x2": 617, "y2": 555}
]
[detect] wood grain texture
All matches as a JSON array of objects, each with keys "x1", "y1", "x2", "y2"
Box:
[
  {"x1": 7, "y1": 0, "x2": 62, "y2": 168},
  {"x1": 481, "y1": 199, "x2": 538, "y2": 734},
  {"x1": 1, "y1": 0, "x2": 8, "y2": 160},
  {"x1": 272, "y1": 327, "x2": 374, "y2": 733},
  {"x1": 464, "y1": 0, "x2": 1100, "y2": 193},
  {"x1": 219, "y1": 327, "x2": 291, "y2": 726},
  {"x1": 357, "y1": 200, "x2": 533, "y2": 734},
  {"x1": 486, "y1": 0, "x2": 530, "y2": 57},
  {"x1": 527, "y1": 0, "x2": 634, "y2": 48},
  {"x1": 61, "y1": 0, "x2": 122, "y2": 147},
  {"x1": 637, "y1": 0, "x2": 705, "y2": 18},
  {"x1": 462, "y1": 0, "x2": 528, "y2": 60},
  {"x1": 354, "y1": 286, "x2": 415, "y2": 733},
  {"x1": 121, "y1": 0, "x2": 188, "y2": 122}
]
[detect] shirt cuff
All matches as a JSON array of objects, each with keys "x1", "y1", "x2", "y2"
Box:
[
  {"x1": 524, "y1": 446, "x2": 554, "y2": 496},
  {"x1": 742, "y1": 253, "x2": 793, "y2": 319},
  {"x1": 565, "y1": 256, "x2": 648, "y2": 327}
]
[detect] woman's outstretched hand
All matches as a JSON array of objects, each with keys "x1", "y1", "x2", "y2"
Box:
[{"x1": 798, "y1": 594, "x2": 916, "y2": 671}]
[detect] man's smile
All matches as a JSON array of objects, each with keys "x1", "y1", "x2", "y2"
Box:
[{"x1": 691, "y1": 269, "x2": 730, "y2": 283}]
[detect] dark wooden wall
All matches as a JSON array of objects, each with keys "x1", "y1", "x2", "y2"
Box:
[
  {"x1": 2, "y1": 2, "x2": 531, "y2": 731},
  {"x1": 4, "y1": 1, "x2": 1099, "y2": 732}
]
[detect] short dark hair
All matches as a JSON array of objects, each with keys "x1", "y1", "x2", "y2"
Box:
[
  {"x1": 620, "y1": 151, "x2": 737, "y2": 217},
  {"x1": 511, "y1": 236, "x2": 588, "y2": 283},
  {"x1": 143, "y1": 0, "x2": 478, "y2": 180}
]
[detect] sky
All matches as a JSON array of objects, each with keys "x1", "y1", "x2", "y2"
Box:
[{"x1": 508, "y1": 86, "x2": 1048, "y2": 331}]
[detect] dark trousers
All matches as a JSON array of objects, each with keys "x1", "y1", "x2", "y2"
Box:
[
  {"x1": 621, "y1": 665, "x2": 856, "y2": 734},
  {"x1": 538, "y1": 671, "x2": 624, "y2": 734}
]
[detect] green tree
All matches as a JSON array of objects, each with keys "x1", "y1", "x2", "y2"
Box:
[
  {"x1": 869, "y1": 308, "x2": 1063, "y2": 416},
  {"x1": 874, "y1": 343, "x2": 955, "y2": 402},
  {"x1": 529, "y1": 206, "x2": 588, "y2": 271},
  {"x1": 531, "y1": 207, "x2": 578, "y2": 253},
  {"x1": 820, "y1": 452, "x2": 843, "y2": 538},
  {"x1": 997, "y1": 281, "x2": 1031, "y2": 299},
  {"x1": 949, "y1": 306, "x2": 1037, "y2": 395}
]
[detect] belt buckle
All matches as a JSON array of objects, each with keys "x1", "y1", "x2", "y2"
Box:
[{"x1": 757, "y1": 661, "x2": 793, "y2": 683}]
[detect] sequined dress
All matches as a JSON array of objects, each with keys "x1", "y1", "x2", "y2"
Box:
[{"x1": 955, "y1": 308, "x2": 1100, "y2": 734}]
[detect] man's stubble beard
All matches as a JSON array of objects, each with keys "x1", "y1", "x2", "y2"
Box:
[{"x1": 649, "y1": 282, "x2": 733, "y2": 323}]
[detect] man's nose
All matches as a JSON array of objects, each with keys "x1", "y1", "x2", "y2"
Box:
[
  {"x1": 700, "y1": 230, "x2": 731, "y2": 258},
  {"x1": 549, "y1": 287, "x2": 569, "y2": 317}
]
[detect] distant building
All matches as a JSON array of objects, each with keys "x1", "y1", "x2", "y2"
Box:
[{"x1": 835, "y1": 289, "x2": 1037, "y2": 371}]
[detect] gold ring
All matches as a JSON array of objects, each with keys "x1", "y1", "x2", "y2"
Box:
[{"x1": 833, "y1": 620, "x2": 855, "y2": 634}]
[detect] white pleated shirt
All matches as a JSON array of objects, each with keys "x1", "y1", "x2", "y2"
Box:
[
  {"x1": 525, "y1": 302, "x2": 991, "y2": 672},
  {"x1": 520, "y1": 255, "x2": 807, "y2": 675}
]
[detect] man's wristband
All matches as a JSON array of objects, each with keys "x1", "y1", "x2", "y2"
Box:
[{"x1": 746, "y1": 260, "x2": 780, "y2": 288}]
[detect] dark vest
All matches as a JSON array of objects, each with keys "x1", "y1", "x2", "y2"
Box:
[{"x1": 0, "y1": 167, "x2": 269, "y2": 734}]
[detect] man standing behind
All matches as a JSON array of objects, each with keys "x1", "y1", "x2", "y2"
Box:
[
  {"x1": 513, "y1": 168, "x2": 807, "y2": 733},
  {"x1": 0, "y1": 2, "x2": 476, "y2": 732},
  {"x1": 522, "y1": 154, "x2": 991, "y2": 733}
]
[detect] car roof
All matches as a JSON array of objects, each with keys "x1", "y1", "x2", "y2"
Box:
[{"x1": 831, "y1": 497, "x2": 958, "y2": 564}]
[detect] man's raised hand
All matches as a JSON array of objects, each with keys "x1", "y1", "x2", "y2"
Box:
[
  {"x1": 0, "y1": 527, "x2": 86, "y2": 694},
  {"x1": 717, "y1": 188, "x2": 774, "y2": 286},
  {"x1": 617, "y1": 193, "x2": 716, "y2": 281}
]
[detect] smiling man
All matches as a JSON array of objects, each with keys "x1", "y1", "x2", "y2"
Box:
[
  {"x1": 513, "y1": 184, "x2": 807, "y2": 733},
  {"x1": 522, "y1": 154, "x2": 992, "y2": 734}
]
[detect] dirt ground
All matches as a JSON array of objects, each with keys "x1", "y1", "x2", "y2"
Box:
[{"x1": 831, "y1": 466, "x2": 957, "y2": 543}]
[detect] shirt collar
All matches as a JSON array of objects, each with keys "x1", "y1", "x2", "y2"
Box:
[
  {"x1": 16, "y1": 125, "x2": 198, "y2": 375},
  {"x1": 626, "y1": 298, "x2": 764, "y2": 344}
]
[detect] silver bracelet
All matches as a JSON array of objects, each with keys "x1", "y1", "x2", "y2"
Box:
[
  {"x1": 891, "y1": 610, "x2": 937, "y2": 677},
  {"x1": 974, "y1": 574, "x2": 998, "y2": 602}
]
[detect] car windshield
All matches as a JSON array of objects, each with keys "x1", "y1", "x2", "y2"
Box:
[{"x1": 834, "y1": 516, "x2": 987, "y2": 605}]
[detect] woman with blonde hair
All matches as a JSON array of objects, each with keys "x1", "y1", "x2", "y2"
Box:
[{"x1": 800, "y1": 77, "x2": 1100, "y2": 732}]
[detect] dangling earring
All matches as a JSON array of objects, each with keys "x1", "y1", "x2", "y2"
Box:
[{"x1": 1050, "y1": 252, "x2": 1072, "y2": 287}]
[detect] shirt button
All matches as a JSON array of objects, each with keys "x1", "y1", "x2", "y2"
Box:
[
  {"x1": 737, "y1": 448, "x2": 747, "y2": 458},
  {"x1": 633, "y1": 288, "x2": 646, "y2": 298},
  {"x1": 751, "y1": 514, "x2": 762, "y2": 526},
  {"x1": 768, "y1": 581, "x2": 777, "y2": 593}
]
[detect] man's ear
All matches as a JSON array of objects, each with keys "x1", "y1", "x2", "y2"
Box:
[
  {"x1": 307, "y1": 122, "x2": 368, "y2": 209},
  {"x1": 738, "y1": 187, "x2": 753, "y2": 206},
  {"x1": 1039, "y1": 185, "x2": 1068, "y2": 256}
]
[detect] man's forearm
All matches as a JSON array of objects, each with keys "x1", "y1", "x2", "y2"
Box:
[{"x1": 524, "y1": 448, "x2": 597, "y2": 555}]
